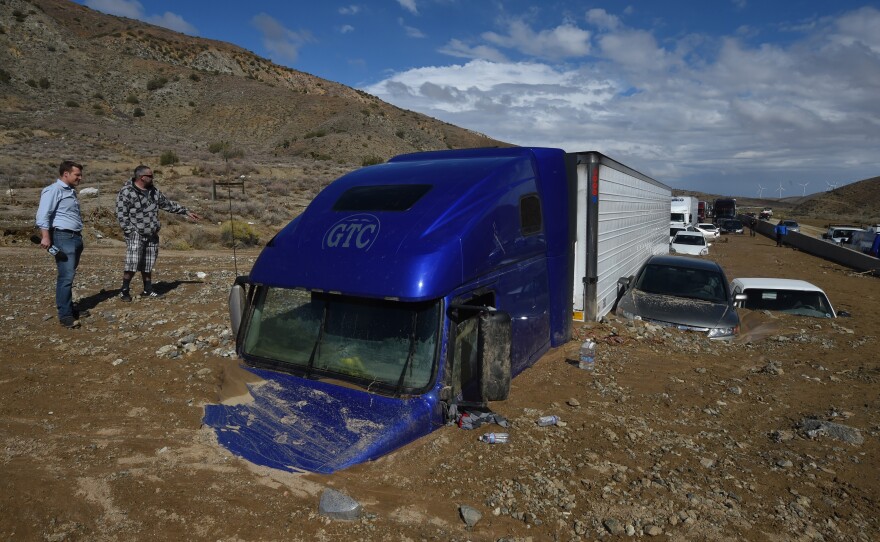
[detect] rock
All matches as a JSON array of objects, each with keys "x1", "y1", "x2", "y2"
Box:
[
  {"x1": 459, "y1": 504, "x2": 482, "y2": 528},
  {"x1": 644, "y1": 525, "x2": 663, "y2": 536},
  {"x1": 318, "y1": 489, "x2": 361, "y2": 521},
  {"x1": 603, "y1": 517, "x2": 625, "y2": 535},
  {"x1": 567, "y1": 398, "x2": 580, "y2": 407},
  {"x1": 799, "y1": 419, "x2": 864, "y2": 445}
]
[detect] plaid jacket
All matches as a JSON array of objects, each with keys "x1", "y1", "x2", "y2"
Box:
[{"x1": 116, "y1": 179, "x2": 187, "y2": 236}]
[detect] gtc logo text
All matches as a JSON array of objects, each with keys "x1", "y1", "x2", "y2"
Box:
[{"x1": 323, "y1": 214, "x2": 380, "y2": 251}]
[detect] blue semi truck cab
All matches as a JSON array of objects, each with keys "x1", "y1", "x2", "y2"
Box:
[
  {"x1": 214, "y1": 147, "x2": 576, "y2": 472},
  {"x1": 211, "y1": 146, "x2": 670, "y2": 473}
]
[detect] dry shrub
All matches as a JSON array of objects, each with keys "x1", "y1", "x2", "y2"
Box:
[
  {"x1": 184, "y1": 225, "x2": 218, "y2": 249},
  {"x1": 221, "y1": 220, "x2": 259, "y2": 247},
  {"x1": 166, "y1": 238, "x2": 192, "y2": 250}
]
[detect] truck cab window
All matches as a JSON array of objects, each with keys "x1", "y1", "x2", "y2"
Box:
[
  {"x1": 333, "y1": 184, "x2": 432, "y2": 211},
  {"x1": 520, "y1": 194, "x2": 542, "y2": 235},
  {"x1": 242, "y1": 287, "x2": 440, "y2": 395}
]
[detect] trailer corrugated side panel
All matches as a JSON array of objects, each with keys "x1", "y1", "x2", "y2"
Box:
[{"x1": 571, "y1": 152, "x2": 671, "y2": 321}]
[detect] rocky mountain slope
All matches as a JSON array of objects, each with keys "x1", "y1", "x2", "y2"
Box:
[{"x1": 0, "y1": 0, "x2": 508, "y2": 184}]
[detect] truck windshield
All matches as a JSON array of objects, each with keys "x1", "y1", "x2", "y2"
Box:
[{"x1": 241, "y1": 288, "x2": 440, "y2": 394}]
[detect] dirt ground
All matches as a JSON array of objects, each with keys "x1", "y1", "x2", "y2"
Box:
[{"x1": 0, "y1": 232, "x2": 878, "y2": 541}]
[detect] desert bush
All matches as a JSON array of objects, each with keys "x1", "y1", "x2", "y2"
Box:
[
  {"x1": 166, "y1": 238, "x2": 192, "y2": 251},
  {"x1": 264, "y1": 210, "x2": 291, "y2": 227},
  {"x1": 221, "y1": 220, "x2": 259, "y2": 247},
  {"x1": 208, "y1": 141, "x2": 227, "y2": 154},
  {"x1": 267, "y1": 181, "x2": 290, "y2": 196},
  {"x1": 221, "y1": 148, "x2": 245, "y2": 161},
  {"x1": 0, "y1": 69, "x2": 10, "y2": 84},
  {"x1": 185, "y1": 226, "x2": 217, "y2": 249},
  {"x1": 133, "y1": 108, "x2": 144, "y2": 117},
  {"x1": 362, "y1": 156, "x2": 383, "y2": 166},
  {"x1": 304, "y1": 129, "x2": 326, "y2": 139},
  {"x1": 159, "y1": 150, "x2": 179, "y2": 166},
  {"x1": 126, "y1": 94, "x2": 139, "y2": 104},
  {"x1": 38, "y1": 77, "x2": 49, "y2": 89},
  {"x1": 26, "y1": 79, "x2": 37, "y2": 87},
  {"x1": 146, "y1": 77, "x2": 168, "y2": 91},
  {"x1": 65, "y1": 100, "x2": 79, "y2": 107},
  {"x1": 189, "y1": 73, "x2": 200, "y2": 82}
]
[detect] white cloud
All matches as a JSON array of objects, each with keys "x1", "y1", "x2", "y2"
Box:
[
  {"x1": 251, "y1": 13, "x2": 314, "y2": 63},
  {"x1": 482, "y1": 20, "x2": 591, "y2": 60},
  {"x1": 339, "y1": 5, "x2": 361, "y2": 16},
  {"x1": 85, "y1": 0, "x2": 142, "y2": 18},
  {"x1": 398, "y1": 18, "x2": 426, "y2": 38},
  {"x1": 147, "y1": 12, "x2": 197, "y2": 35},
  {"x1": 364, "y1": 7, "x2": 880, "y2": 193},
  {"x1": 84, "y1": 0, "x2": 196, "y2": 35},
  {"x1": 438, "y1": 39, "x2": 508, "y2": 62},
  {"x1": 340, "y1": 24, "x2": 355, "y2": 34},
  {"x1": 397, "y1": 0, "x2": 418, "y2": 15},
  {"x1": 585, "y1": 8, "x2": 620, "y2": 31}
]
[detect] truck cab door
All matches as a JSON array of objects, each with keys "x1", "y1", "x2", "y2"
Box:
[{"x1": 446, "y1": 304, "x2": 512, "y2": 411}]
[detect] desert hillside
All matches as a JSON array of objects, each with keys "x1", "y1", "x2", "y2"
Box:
[{"x1": 0, "y1": 0, "x2": 511, "y2": 247}]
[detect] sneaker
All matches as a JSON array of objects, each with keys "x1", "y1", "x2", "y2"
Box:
[
  {"x1": 140, "y1": 290, "x2": 160, "y2": 298},
  {"x1": 59, "y1": 316, "x2": 80, "y2": 328},
  {"x1": 120, "y1": 290, "x2": 132, "y2": 302}
]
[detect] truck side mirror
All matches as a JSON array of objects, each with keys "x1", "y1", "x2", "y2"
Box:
[
  {"x1": 617, "y1": 275, "x2": 633, "y2": 294},
  {"x1": 229, "y1": 275, "x2": 251, "y2": 337},
  {"x1": 478, "y1": 311, "x2": 511, "y2": 402}
]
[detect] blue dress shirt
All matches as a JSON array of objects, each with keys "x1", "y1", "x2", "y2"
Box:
[{"x1": 36, "y1": 179, "x2": 83, "y2": 231}]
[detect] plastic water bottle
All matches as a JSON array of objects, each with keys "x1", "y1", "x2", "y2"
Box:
[
  {"x1": 479, "y1": 432, "x2": 509, "y2": 444},
  {"x1": 537, "y1": 415, "x2": 559, "y2": 427},
  {"x1": 578, "y1": 340, "x2": 596, "y2": 371}
]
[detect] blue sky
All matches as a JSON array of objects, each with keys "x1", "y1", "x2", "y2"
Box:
[{"x1": 78, "y1": 0, "x2": 880, "y2": 198}]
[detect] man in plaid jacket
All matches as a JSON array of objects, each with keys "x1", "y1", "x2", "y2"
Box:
[{"x1": 115, "y1": 164, "x2": 202, "y2": 301}]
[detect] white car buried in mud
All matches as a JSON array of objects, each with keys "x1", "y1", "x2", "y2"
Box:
[{"x1": 670, "y1": 231, "x2": 709, "y2": 256}]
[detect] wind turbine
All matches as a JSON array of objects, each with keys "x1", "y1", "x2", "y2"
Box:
[
  {"x1": 825, "y1": 181, "x2": 837, "y2": 192},
  {"x1": 798, "y1": 182, "x2": 809, "y2": 196},
  {"x1": 776, "y1": 182, "x2": 784, "y2": 199},
  {"x1": 757, "y1": 185, "x2": 765, "y2": 198}
]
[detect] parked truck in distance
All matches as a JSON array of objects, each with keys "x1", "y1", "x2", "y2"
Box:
[
  {"x1": 208, "y1": 147, "x2": 670, "y2": 474},
  {"x1": 671, "y1": 196, "x2": 699, "y2": 229},
  {"x1": 713, "y1": 198, "x2": 737, "y2": 224}
]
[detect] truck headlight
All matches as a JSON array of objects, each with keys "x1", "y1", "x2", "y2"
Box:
[{"x1": 708, "y1": 326, "x2": 737, "y2": 339}]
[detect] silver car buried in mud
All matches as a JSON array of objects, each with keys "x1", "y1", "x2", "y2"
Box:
[{"x1": 615, "y1": 255, "x2": 745, "y2": 340}]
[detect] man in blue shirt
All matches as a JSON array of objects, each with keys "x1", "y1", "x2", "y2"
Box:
[
  {"x1": 774, "y1": 222, "x2": 788, "y2": 247},
  {"x1": 35, "y1": 161, "x2": 85, "y2": 328}
]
